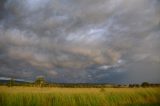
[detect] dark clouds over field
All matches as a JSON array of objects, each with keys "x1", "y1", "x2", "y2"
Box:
[{"x1": 0, "y1": 0, "x2": 160, "y2": 83}]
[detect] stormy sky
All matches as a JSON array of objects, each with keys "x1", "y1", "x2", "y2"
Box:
[{"x1": 0, "y1": 0, "x2": 160, "y2": 84}]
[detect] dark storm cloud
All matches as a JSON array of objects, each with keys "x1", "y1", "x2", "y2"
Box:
[{"x1": 0, "y1": 0, "x2": 160, "y2": 83}]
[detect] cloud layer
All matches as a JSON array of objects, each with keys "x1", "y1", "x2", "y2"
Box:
[{"x1": 0, "y1": 0, "x2": 160, "y2": 83}]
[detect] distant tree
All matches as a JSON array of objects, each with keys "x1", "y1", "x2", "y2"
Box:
[
  {"x1": 129, "y1": 84, "x2": 134, "y2": 88},
  {"x1": 141, "y1": 82, "x2": 149, "y2": 87},
  {"x1": 35, "y1": 76, "x2": 45, "y2": 87},
  {"x1": 8, "y1": 78, "x2": 15, "y2": 87},
  {"x1": 134, "y1": 84, "x2": 140, "y2": 88}
]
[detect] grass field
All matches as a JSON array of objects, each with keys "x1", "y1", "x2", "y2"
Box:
[{"x1": 0, "y1": 86, "x2": 160, "y2": 106}]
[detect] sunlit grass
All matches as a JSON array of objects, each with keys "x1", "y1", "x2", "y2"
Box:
[{"x1": 0, "y1": 86, "x2": 160, "y2": 106}]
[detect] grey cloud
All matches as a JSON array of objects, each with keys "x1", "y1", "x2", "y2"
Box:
[{"x1": 0, "y1": 0, "x2": 160, "y2": 83}]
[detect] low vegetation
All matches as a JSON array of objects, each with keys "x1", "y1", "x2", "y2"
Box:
[{"x1": 0, "y1": 86, "x2": 160, "y2": 106}]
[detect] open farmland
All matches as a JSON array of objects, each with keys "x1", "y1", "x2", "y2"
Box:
[{"x1": 0, "y1": 86, "x2": 160, "y2": 106}]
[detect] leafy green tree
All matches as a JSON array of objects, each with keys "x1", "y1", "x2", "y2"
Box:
[
  {"x1": 8, "y1": 78, "x2": 15, "y2": 87},
  {"x1": 35, "y1": 76, "x2": 45, "y2": 87},
  {"x1": 141, "y1": 82, "x2": 149, "y2": 87}
]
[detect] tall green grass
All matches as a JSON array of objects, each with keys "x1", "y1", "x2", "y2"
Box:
[{"x1": 0, "y1": 86, "x2": 160, "y2": 106}]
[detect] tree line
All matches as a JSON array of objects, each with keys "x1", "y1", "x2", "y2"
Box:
[{"x1": 0, "y1": 77, "x2": 160, "y2": 88}]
